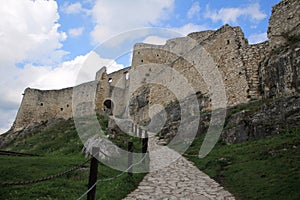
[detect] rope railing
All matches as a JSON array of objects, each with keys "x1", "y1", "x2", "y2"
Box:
[
  {"x1": 76, "y1": 152, "x2": 148, "y2": 200},
  {"x1": 0, "y1": 158, "x2": 91, "y2": 186},
  {"x1": 0, "y1": 150, "x2": 39, "y2": 157},
  {"x1": 183, "y1": 153, "x2": 201, "y2": 157}
]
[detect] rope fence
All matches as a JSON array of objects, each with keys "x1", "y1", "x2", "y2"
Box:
[
  {"x1": 0, "y1": 121, "x2": 152, "y2": 200},
  {"x1": 77, "y1": 152, "x2": 148, "y2": 200},
  {"x1": 0, "y1": 158, "x2": 91, "y2": 186},
  {"x1": 0, "y1": 150, "x2": 39, "y2": 157}
]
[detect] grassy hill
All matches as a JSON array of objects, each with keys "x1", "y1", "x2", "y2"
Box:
[
  {"x1": 0, "y1": 117, "x2": 146, "y2": 200},
  {"x1": 185, "y1": 127, "x2": 300, "y2": 200}
]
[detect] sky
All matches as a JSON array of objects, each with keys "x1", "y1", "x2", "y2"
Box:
[{"x1": 0, "y1": 0, "x2": 281, "y2": 134}]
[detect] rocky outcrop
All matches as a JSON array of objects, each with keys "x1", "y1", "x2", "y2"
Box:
[
  {"x1": 0, "y1": 118, "x2": 66, "y2": 148},
  {"x1": 158, "y1": 95, "x2": 300, "y2": 144},
  {"x1": 222, "y1": 95, "x2": 300, "y2": 143},
  {"x1": 260, "y1": 42, "x2": 300, "y2": 99},
  {"x1": 268, "y1": 0, "x2": 300, "y2": 49}
]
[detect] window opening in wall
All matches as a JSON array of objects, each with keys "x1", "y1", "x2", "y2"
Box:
[
  {"x1": 125, "y1": 72, "x2": 129, "y2": 80},
  {"x1": 67, "y1": 104, "x2": 69, "y2": 107},
  {"x1": 104, "y1": 100, "x2": 112, "y2": 109},
  {"x1": 61, "y1": 108, "x2": 63, "y2": 111},
  {"x1": 108, "y1": 78, "x2": 113, "y2": 83},
  {"x1": 141, "y1": 59, "x2": 143, "y2": 63},
  {"x1": 40, "y1": 103, "x2": 43, "y2": 106},
  {"x1": 103, "y1": 99, "x2": 114, "y2": 115},
  {"x1": 227, "y1": 40, "x2": 230, "y2": 45}
]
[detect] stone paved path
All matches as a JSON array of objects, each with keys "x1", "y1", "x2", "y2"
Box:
[{"x1": 123, "y1": 133, "x2": 235, "y2": 200}]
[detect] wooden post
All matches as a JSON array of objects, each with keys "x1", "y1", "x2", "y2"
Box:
[
  {"x1": 142, "y1": 131, "x2": 148, "y2": 164},
  {"x1": 134, "y1": 124, "x2": 138, "y2": 137},
  {"x1": 128, "y1": 141, "x2": 133, "y2": 176},
  {"x1": 131, "y1": 123, "x2": 134, "y2": 134},
  {"x1": 87, "y1": 147, "x2": 99, "y2": 200},
  {"x1": 139, "y1": 127, "x2": 142, "y2": 142}
]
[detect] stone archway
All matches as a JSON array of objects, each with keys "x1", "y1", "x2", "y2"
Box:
[{"x1": 103, "y1": 99, "x2": 114, "y2": 115}]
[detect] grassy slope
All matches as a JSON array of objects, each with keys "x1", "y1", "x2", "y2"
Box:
[
  {"x1": 185, "y1": 127, "x2": 300, "y2": 200},
  {"x1": 0, "y1": 118, "x2": 146, "y2": 200}
]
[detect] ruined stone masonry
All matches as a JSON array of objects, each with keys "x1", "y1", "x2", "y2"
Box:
[{"x1": 9, "y1": 0, "x2": 300, "y2": 133}]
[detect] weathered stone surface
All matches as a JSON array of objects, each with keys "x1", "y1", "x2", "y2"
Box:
[
  {"x1": 222, "y1": 95, "x2": 300, "y2": 144},
  {"x1": 123, "y1": 133, "x2": 235, "y2": 199},
  {"x1": 157, "y1": 95, "x2": 300, "y2": 144},
  {"x1": 260, "y1": 43, "x2": 300, "y2": 99},
  {"x1": 268, "y1": 0, "x2": 300, "y2": 49}
]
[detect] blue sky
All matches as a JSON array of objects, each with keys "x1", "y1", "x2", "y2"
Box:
[{"x1": 0, "y1": 0, "x2": 281, "y2": 133}]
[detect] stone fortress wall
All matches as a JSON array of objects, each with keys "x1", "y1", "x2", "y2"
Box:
[
  {"x1": 12, "y1": 87, "x2": 73, "y2": 132},
  {"x1": 10, "y1": 0, "x2": 300, "y2": 132}
]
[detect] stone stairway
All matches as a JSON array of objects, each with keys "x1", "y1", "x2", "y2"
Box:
[{"x1": 123, "y1": 133, "x2": 235, "y2": 200}]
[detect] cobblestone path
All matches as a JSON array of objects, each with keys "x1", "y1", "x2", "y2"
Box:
[{"x1": 124, "y1": 133, "x2": 235, "y2": 199}]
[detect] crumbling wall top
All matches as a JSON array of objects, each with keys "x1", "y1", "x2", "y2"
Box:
[{"x1": 268, "y1": 0, "x2": 300, "y2": 48}]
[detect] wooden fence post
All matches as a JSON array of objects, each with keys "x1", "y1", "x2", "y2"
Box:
[
  {"x1": 128, "y1": 141, "x2": 133, "y2": 176},
  {"x1": 131, "y1": 123, "x2": 134, "y2": 134},
  {"x1": 142, "y1": 131, "x2": 148, "y2": 164},
  {"x1": 87, "y1": 147, "x2": 99, "y2": 200},
  {"x1": 134, "y1": 125, "x2": 138, "y2": 137},
  {"x1": 139, "y1": 127, "x2": 142, "y2": 142}
]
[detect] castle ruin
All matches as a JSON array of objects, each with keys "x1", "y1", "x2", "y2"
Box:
[{"x1": 10, "y1": 0, "x2": 299, "y2": 133}]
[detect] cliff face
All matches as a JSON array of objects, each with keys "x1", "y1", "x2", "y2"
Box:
[
  {"x1": 260, "y1": 44, "x2": 300, "y2": 99},
  {"x1": 4, "y1": 0, "x2": 300, "y2": 145},
  {"x1": 268, "y1": 0, "x2": 300, "y2": 49}
]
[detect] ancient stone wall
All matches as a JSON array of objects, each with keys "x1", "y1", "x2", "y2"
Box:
[
  {"x1": 241, "y1": 41, "x2": 270, "y2": 99},
  {"x1": 12, "y1": 87, "x2": 73, "y2": 131},
  {"x1": 131, "y1": 24, "x2": 250, "y2": 114},
  {"x1": 72, "y1": 81, "x2": 99, "y2": 117},
  {"x1": 268, "y1": 0, "x2": 300, "y2": 49},
  {"x1": 187, "y1": 30, "x2": 215, "y2": 43},
  {"x1": 200, "y1": 25, "x2": 249, "y2": 105},
  {"x1": 95, "y1": 67, "x2": 109, "y2": 111},
  {"x1": 107, "y1": 67, "x2": 131, "y2": 117}
]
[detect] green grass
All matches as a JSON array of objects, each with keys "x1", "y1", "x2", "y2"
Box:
[
  {"x1": 184, "y1": 127, "x2": 300, "y2": 200},
  {"x1": 0, "y1": 117, "x2": 146, "y2": 200}
]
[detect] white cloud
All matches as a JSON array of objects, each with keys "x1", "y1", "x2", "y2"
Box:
[
  {"x1": 61, "y1": 2, "x2": 90, "y2": 15},
  {"x1": 68, "y1": 27, "x2": 84, "y2": 37},
  {"x1": 0, "y1": 0, "x2": 67, "y2": 66},
  {"x1": 187, "y1": 2, "x2": 201, "y2": 19},
  {"x1": 0, "y1": 0, "x2": 70, "y2": 133},
  {"x1": 205, "y1": 3, "x2": 266, "y2": 24},
  {"x1": 248, "y1": 32, "x2": 268, "y2": 44},
  {"x1": 172, "y1": 23, "x2": 209, "y2": 36},
  {"x1": 143, "y1": 36, "x2": 168, "y2": 45},
  {"x1": 91, "y1": 0, "x2": 174, "y2": 44},
  {"x1": 0, "y1": 0, "x2": 128, "y2": 134}
]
